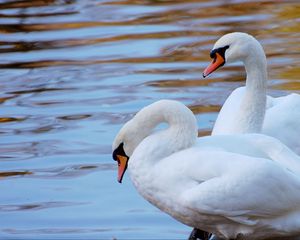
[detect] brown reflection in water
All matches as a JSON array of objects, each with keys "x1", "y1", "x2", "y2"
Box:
[
  {"x1": 30, "y1": 163, "x2": 115, "y2": 179},
  {"x1": 189, "y1": 104, "x2": 221, "y2": 115},
  {"x1": 198, "y1": 129, "x2": 211, "y2": 137},
  {"x1": 148, "y1": 78, "x2": 217, "y2": 88},
  {"x1": 31, "y1": 100, "x2": 64, "y2": 106},
  {"x1": 106, "y1": 0, "x2": 272, "y2": 28},
  {"x1": 0, "y1": 0, "x2": 67, "y2": 9},
  {"x1": 8, "y1": 87, "x2": 75, "y2": 95},
  {"x1": 0, "y1": 57, "x2": 166, "y2": 69},
  {"x1": 0, "y1": 95, "x2": 16, "y2": 104},
  {"x1": 0, "y1": 0, "x2": 76, "y2": 18},
  {"x1": 273, "y1": 5, "x2": 300, "y2": 33},
  {"x1": 273, "y1": 82, "x2": 300, "y2": 91},
  {"x1": 57, "y1": 114, "x2": 92, "y2": 121},
  {"x1": 0, "y1": 164, "x2": 114, "y2": 180},
  {"x1": 0, "y1": 201, "x2": 84, "y2": 212},
  {"x1": 0, "y1": 117, "x2": 26, "y2": 123},
  {"x1": 279, "y1": 67, "x2": 300, "y2": 81},
  {"x1": 106, "y1": 0, "x2": 210, "y2": 5},
  {"x1": 0, "y1": 141, "x2": 98, "y2": 160},
  {"x1": 0, "y1": 170, "x2": 32, "y2": 178},
  {"x1": 0, "y1": 11, "x2": 77, "y2": 19},
  {"x1": 0, "y1": 1, "x2": 289, "y2": 54},
  {"x1": 0, "y1": 139, "x2": 111, "y2": 160},
  {"x1": 147, "y1": 68, "x2": 245, "y2": 90},
  {"x1": 0, "y1": 22, "x2": 102, "y2": 34},
  {"x1": 32, "y1": 125, "x2": 63, "y2": 134},
  {"x1": 0, "y1": 30, "x2": 201, "y2": 53}
]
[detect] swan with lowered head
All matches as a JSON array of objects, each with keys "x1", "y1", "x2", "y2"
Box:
[
  {"x1": 203, "y1": 32, "x2": 300, "y2": 154},
  {"x1": 112, "y1": 99, "x2": 300, "y2": 240}
]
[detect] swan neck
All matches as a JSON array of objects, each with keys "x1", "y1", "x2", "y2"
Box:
[
  {"x1": 234, "y1": 46, "x2": 267, "y2": 133},
  {"x1": 124, "y1": 101, "x2": 197, "y2": 217},
  {"x1": 130, "y1": 100, "x2": 198, "y2": 162},
  {"x1": 244, "y1": 56, "x2": 267, "y2": 92}
]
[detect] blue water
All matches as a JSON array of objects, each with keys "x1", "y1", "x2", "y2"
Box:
[{"x1": 0, "y1": 0, "x2": 299, "y2": 239}]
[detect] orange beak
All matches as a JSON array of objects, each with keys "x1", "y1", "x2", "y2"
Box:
[
  {"x1": 116, "y1": 155, "x2": 129, "y2": 183},
  {"x1": 203, "y1": 52, "x2": 225, "y2": 78}
]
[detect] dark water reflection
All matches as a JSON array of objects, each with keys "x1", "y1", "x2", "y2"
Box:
[{"x1": 0, "y1": 0, "x2": 299, "y2": 239}]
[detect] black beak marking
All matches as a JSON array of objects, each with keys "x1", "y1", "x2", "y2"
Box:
[
  {"x1": 112, "y1": 142, "x2": 129, "y2": 161},
  {"x1": 209, "y1": 45, "x2": 230, "y2": 60}
]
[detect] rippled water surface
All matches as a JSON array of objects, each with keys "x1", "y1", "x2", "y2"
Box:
[{"x1": 1, "y1": 0, "x2": 300, "y2": 239}]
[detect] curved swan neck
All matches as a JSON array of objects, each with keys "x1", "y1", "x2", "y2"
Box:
[
  {"x1": 244, "y1": 45, "x2": 267, "y2": 92},
  {"x1": 233, "y1": 39, "x2": 267, "y2": 133},
  {"x1": 128, "y1": 100, "x2": 198, "y2": 161},
  {"x1": 124, "y1": 101, "x2": 198, "y2": 214}
]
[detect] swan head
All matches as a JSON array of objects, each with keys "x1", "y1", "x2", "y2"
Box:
[
  {"x1": 112, "y1": 119, "x2": 140, "y2": 183},
  {"x1": 112, "y1": 99, "x2": 198, "y2": 183},
  {"x1": 112, "y1": 142, "x2": 129, "y2": 184},
  {"x1": 203, "y1": 32, "x2": 263, "y2": 77},
  {"x1": 112, "y1": 105, "x2": 157, "y2": 183}
]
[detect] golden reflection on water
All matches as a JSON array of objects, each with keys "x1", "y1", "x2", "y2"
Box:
[
  {"x1": 0, "y1": 116, "x2": 26, "y2": 123},
  {"x1": 0, "y1": 170, "x2": 32, "y2": 178},
  {"x1": 0, "y1": 0, "x2": 299, "y2": 239}
]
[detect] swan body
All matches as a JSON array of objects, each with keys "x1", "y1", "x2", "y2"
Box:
[
  {"x1": 203, "y1": 32, "x2": 300, "y2": 154},
  {"x1": 112, "y1": 100, "x2": 300, "y2": 240}
]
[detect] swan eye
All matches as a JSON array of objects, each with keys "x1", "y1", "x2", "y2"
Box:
[
  {"x1": 210, "y1": 45, "x2": 230, "y2": 60},
  {"x1": 210, "y1": 49, "x2": 217, "y2": 59}
]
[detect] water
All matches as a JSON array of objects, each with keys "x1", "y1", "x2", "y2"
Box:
[{"x1": 0, "y1": 0, "x2": 299, "y2": 239}]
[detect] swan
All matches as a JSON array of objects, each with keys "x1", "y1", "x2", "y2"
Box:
[
  {"x1": 203, "y1": 32, "x2": 300, "y2": 155},
  {"x1": 112, "y1": 99, "x2": 300, "y2": 240}
]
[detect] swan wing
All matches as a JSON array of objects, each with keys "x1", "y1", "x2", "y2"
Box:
[
  {"x1": 197, "y1": 133, "x2": 300, "y2": 174},
  {"x1": 212, "y1": 87, "x2": 246, "y2": 135},
  {"x1": 242, "y1": 133, "x2": 300, "y2": 174},
  {"x1": 179, "y1": 151, "x2": 300, "y2": 222},
  {"x1": 263, "y1": 93, "x2": 300, "y2": 154}
]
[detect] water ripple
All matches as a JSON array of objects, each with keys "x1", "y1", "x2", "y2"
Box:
[
  {"x1": 0, "y1": 0, "x2": 299, "y2": 239},
  {"x1": 0, "y1": 201, "x2": 85, "y2": 212}
]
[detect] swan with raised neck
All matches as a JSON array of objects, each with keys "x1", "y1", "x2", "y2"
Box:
[
  {"x1": 204, "y1": 32, "x2": 267, "y2": 134},
  {"x1": 203, "y1": 32, "x2": 300, "y2": 155}
]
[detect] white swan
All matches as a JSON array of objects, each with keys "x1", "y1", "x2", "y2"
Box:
[
  {"x1": 112, "y1": 99, "x2": 300, "y2": 240},
  {"x1": 203, "y1": 32, "x2": 300, "y2": 155}
]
